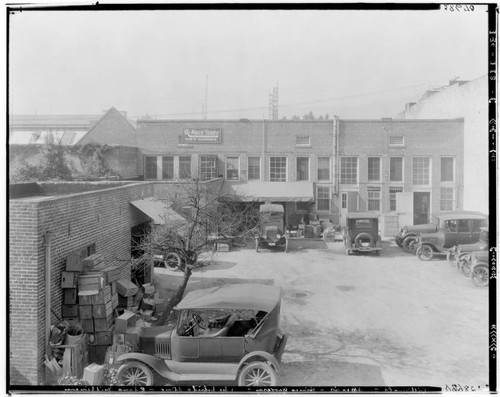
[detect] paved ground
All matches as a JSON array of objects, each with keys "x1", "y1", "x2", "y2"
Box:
[{"x1": 154, "y1": 238, "x2": 489, "y2": 388}]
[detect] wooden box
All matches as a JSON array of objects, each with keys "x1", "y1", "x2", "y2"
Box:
[
  {"x1": 81, "y1": 319, "x2": 94, "y2": 333},
  {"x1": 82, "y1": 363, "x2": 105, "y2": 386},
  {"x1": 92, "y1": 263, "x2": 121, "y2": 284},
  {"x1": 64, "y1": 288, "x2": 78, "y2": 305},
  {"x1": 94, "y1": 285, "x2": 112, "y2": 305},
  {"x1": 142, "y1": 283, "x2": 155, "y2": 296},
  {"x1": 124, "y1": 325, "x2": 142, "y2": 347},
  {"x1": 217, "y1": 243, "x2": 230, "y2": 252},
  {"x1": 116, "y1": 279, "x2": 139, "y2": 297},
  {"x1": 82, "y1": 254, "x2": 103, "y2": 271},
  {"x1": 78, "y1": 292, "x2": 97, "y2": 306},
  {"x1": 93, "y1": 301, "x2": 113, "y2": 319},
  {"x1": 111, "y1": 293, "x2": 118, "y2": 309},
  {"x1": 66, "y1": 252, "x2": 83, "y2": 272},
  {"x1": 64, "y1": 317, "x2": 80, "y2": 327},
  {"x1": 94, "y1": 314, "x2": 113, "y2": 332},
  {"x1": 88, "y1": 329, "x2": 113, "y2": 346},
  {"x1": 78, "y1": 273, "x2": 104, "y2": 292},
  {"x1": 62, "y1": 304, "x2": 79, "y2": 318},
  {"x1": 79, "y1": 305, "x2": 93, "y2": 320},
  {"x1": 115, "y1": 311, "x2": 136, "y2": 334},
  {"x1": 61, "y1": 272, "x2": 79, "y2": 288},
  {"x1": 113, "y1": 332, "x2": 125, "y2": 345}
]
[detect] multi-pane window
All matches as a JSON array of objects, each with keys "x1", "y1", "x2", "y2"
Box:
[
  {"x1": 247, "y1": 157, "x2": 260, "y2": 180},
  {"x1": 317, "y1": 157, "x2": 330, "y2": 181},
  {"x1": 162, "y1": 156, "x2": 174, "y2": 180},
  {"x1": 317, "y1": 186, "x2": 330, "y2": 211},
  {"x1": 270, "y1": 157, "x2": 287, "y2": 182},
  {"x1": 390, "y1": 157, "x2": 403, "y2": 182},
  {"x1": 145, "y1": 157, "x2": 157, "y2": 179},
  {"x1": 226, "y1": 157, "x2": 240, "y2": 181},
  {"x1": 296, "y1": 136, "x2": 310, "y2": 145},
  {"x1": 296, "y1": 157, "x2": 309, "y2": 181},
  {"x1": 368, "y1": 157, "x2": 381, "y2": 181},
  {"x1": 200, "y1": 155, "x2": 217, "y2": 181},
  {"x1": 367, "y1": 187, "x2": 381, "y2": 211},
  {"x1": 340, "y1": 157, "x2": 357, "y2": 184},
  {"x1": 179, "y1": 156, "x2": 191, "y2": 179},
  {"x1": 389, "y1": 187, "x2": 403, "y2": 211},
  {"x1": 341, "y1": 193, "x2": 347, "y2": 209},
  {"x1": 413, "y1": 157, "x2": 430, "y2": 185},
  {"x1": 441, "y1": 157, "x2": 454, "y2": 182},
  {"x1": 440, "y1": 187, "x2": 455, "y2": 211}
]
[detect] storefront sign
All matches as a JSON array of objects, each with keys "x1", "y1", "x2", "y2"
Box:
[{"x1": 181, "y1": 128, "x2": 222, "y2": 143}]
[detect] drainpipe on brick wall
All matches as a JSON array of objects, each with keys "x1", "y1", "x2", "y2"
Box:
[
  {"x1": 332, "y1": 116, "x2": 339, "y2": 194},
  {"x1": 262, "y1": 119, "x2": 266, "y2": 180},
  {"x1": 44, "y1": 231, "x2": 53, "y2": 354}
]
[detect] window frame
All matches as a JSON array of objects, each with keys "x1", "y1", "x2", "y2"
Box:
[
  {"x1": 162, "y1": 156, "x2": 174, "y2": 180},
  {"x1": 225, "y1": 156, "x2": 240, "y2": 181},
  {"x1": 200, "y1": 155, "x2": 218, "y2": 181},
  {"x1": 269, "y1": 156, "x2": 287, "y2": 182},
  {"x1": 247, "y1": 156, "x2": 261, "y2": 181},
  {"x1": 440, "y1": 186, "x2": 455, "y2": 211},
  {"x1": 316, "y1": 185, "x2": 331, "y2": 212},
  {"x1": 412, "y1": 156, "x2": 431, "y2": 186},
  {"x1": 440, "y1": 157, "x2": 455, "y2": 183},
  {"x1": 340, "y1": 156, "x2": 358, "y2": 185},
  {"x1": 367, "y1": 157, "x2": 381, "y2": 182},
  {"x1": 295, "y1": 136, "x2": 311, "y2": 146},
  {"x1": 296, "y1": 156, "x2": 310, "y2": 181},
  {"x1": 389, "y1": 157, "x2": 404, "y2": 182},
  {"x1": 367, "y1": 186, "x2": 381, "y2": 211},
  {"x1": 145, "y1": 156, "x2": 158, "y2": 180},
  {"x1": 389, "y1": 187, "x2": 404, "y2": 212},
  {"x1": 389, "y1": 135, "x2": 405, "y2": 146},
  {"x1": 317, "y1": 156, "x2": 331, "y2": 182},
  {"x1": 179, "y1": 156, "x2": 192, "y2": 179}
]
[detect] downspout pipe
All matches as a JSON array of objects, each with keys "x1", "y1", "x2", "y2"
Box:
[
  {"x1": 44, "y1": 231, "x2": 53, "y2": 353},
  {"x1": 332, "y1": 116, "x2": 339, "y2": 194}
]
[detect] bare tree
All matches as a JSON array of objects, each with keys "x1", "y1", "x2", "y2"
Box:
[{"x1": 138, "y1": 177, "x2": 259, "y2": 325}]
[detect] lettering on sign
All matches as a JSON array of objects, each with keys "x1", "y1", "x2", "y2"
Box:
[{"x1": 181, "y1": 128, "x2": 222, "y2": 143}]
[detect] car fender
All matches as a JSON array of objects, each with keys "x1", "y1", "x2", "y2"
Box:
[
  {"x1": 419, "y1": 242, "x2": 438, "y2": 252},
  {"x1": 116, "y1": 352, "x2": 179, "y2": 381},
  {"x1": 238, "y1": 351, "x2": 280, "y2": 374}
]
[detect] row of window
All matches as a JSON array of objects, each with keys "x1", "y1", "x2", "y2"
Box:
[
  {"x1": 341, "y1": 186, "x2": 455, "y2": 212},
  {"x1": 341, "y1": 156, "x2": 455, "y2": 185},
  {"x1": 145, "y1": 155, "x2": 332, "y2": 182}
]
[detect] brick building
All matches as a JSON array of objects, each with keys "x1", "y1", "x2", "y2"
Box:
[
  {"x1": 9, "y1": 181, "x2": 155, "y2": 385},
  {"x1": 134, "y1": 118, "x2": 465, "y2": 232}
]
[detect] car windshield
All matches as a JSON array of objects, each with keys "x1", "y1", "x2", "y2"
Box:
[
  {"x1": 350, "y1": 219, "x2": 375, "y2": 229},
  {"x1": 178, "y1": 308, "x2": 268, "y2": 338}
]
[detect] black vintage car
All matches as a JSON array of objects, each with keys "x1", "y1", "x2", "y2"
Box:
[
  {"x1": 255, "y1": 204, "x2": 288, "y2": 253},
  {"x1": 344, "y1": 213, "x2": 382, "y2": 256}
]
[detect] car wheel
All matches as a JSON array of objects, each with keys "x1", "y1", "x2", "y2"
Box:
[
  {"x1": 238, "y1": 361, "x2": 277, "y2": 386},
  {"x1": 417, "y1": 245, "x2": 433, "y2": 261},
  {"x1": 471, "y1": 266, "x2": 489, "y2": 287},
  {"x1": 460, "y1": 258, "x2": 472, "y2": 277},
  {"x1": 402, "y1": 236, "x2": 416, "y2": 252},
  {"x1": 117, "y1": 361, "x2": 154, "y2": 386},
  {"x1": 164, "y1": 252, "x2": 182, "y2": 270},
  {"x1": 408, "y1": 240, "x2": 418, "y2": 255},
  {"x1": 446, "y1": 250, "x2": 457, "y2": 266},
  {"x1": 354, "y1": 232, "x2": 373, "y2": 248}
]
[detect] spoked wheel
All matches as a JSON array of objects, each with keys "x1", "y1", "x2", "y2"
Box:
[
  {"x1": 417, "y1": 245, "x2": 433, "y2": 261},
  {"x1": 164, "y1": 252, "x2": 182, "y2": 270},
  {"x1": 238, "y1": 362, "x2": 277, "y2": 386},
  {"x1": 460, "y1": 257, "x2": 472, "y2": 277},
  {"x1": 402, "y1": 237, "x2": 416, "y2": 252},
  {"x1": 117, "y1": 361, "x2": 154, "y2": 386},
  {"x1": 408, "y1": 240, "x2": 418, "y2": 255},
  {"x1": 471, "y1": 266, "x2": 489, "y2": 287}
]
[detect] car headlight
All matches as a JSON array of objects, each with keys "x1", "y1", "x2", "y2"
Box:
[
  {"x1": 401, "y1": 228, "x2": 407, "y2": 235},
  {"x1": 276, "y1": 234, "x2": 281, "y2": 239}
]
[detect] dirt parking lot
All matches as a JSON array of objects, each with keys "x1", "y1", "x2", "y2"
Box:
[{"x1": 154, "y1": 238, "x2": 490, "y2": 388}]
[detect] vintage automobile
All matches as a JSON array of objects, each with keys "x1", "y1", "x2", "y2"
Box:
[
  {"x1": 446, "y1": 227, "x2": 489, "y2": 275},
  {"x1": 255, "y1": 204, "x2": 288, "y2": 253},
  {"x1": 344, "y1": 213, "x2": 382, "y2": 256},
  {"x1": 468, "y1": 250, "x2": 489, "y2": 287},
  {"x1": 116, "y1": 283, "x2": 288, "y2": 386},
  {"x1": 415, "y1": 213, "x2": 488, "y2": 261}
]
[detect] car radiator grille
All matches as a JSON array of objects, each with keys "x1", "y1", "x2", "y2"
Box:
[{"x1": 155, "y1": 341, "x2": 171, "y2": 359}]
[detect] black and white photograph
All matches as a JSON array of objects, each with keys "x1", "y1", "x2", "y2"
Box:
[{"x1": 6, "y1": 2, "x2": 496, "y2": 392}]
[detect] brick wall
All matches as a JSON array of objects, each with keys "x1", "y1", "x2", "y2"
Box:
[{"x1": 9, "y1": 181, "x2": 155, "y2": 385}]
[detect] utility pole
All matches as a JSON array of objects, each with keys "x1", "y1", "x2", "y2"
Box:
[
  {"x1": 202, "y1": 74, "x2": 208, "y2": 120},
  {"x1": 268, "y1": 83, "x2": 279, "y2": 120}
]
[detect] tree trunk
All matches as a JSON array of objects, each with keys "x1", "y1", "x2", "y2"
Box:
[{"x1": 159, "y1": 267, "x2": 192, "y2": 325}]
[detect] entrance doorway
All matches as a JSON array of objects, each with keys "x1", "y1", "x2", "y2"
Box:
[{"x1": 413, "y1": 192, "x2": 430, "y2": 225}]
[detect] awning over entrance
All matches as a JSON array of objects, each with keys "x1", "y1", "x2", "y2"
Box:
[
  {"x1": 130, "y1": 197, "x2": 186, "y2": 225},
  {"x1": 230, "y1": 182, "x2": 314, "y2": 202}
]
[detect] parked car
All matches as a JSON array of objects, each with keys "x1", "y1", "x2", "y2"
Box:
[
  {"x1": 447, "y1": 227, "x2": 489, "y2": 275},
  {"x1": 469, "y1": 250, "x2": 489, "y2": 287},
  {"x1": 415, "y1": 213, "x2": 488, "y2": 261},
  {"x1": 395, "y1": 219, "x2": 440, "y2": 252},
  {"x1": 255, "y1": 204, "x2": 288, "y2": 252},
  {"x1": 344, "y1": 213, "x2": 382, "y2": 256},
  {"x1": 116, "y1": 283, "x2": 288, "y2": 386}
]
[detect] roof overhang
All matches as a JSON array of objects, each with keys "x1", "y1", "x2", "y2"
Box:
[
  {"x1": 230, "y1": 182, "x2": 314, "y2": 202},
  {"x1": 130, "y1": 197, "x2": 186, "y2": 225}
]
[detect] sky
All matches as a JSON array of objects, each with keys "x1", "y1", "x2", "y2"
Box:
[{"x1": 8, "y1": 6, "x2": 489, "y2": 120}]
